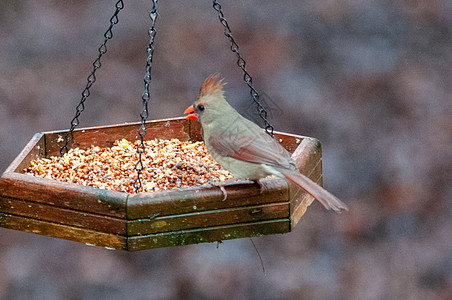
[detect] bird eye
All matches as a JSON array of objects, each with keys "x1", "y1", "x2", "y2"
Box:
[{"x1": 198, "y1": 105, "x2": 205, "y2": 111}]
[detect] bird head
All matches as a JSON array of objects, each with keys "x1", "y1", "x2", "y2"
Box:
[{"x1": 184, "y1": 74, "x2": 227, "y2": 123}]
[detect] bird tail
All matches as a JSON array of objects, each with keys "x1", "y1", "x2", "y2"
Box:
[{"x1": 282, "y1": 172, "x2": 348, "y2": 213}]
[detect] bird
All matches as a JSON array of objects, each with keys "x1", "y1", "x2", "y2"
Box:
[{"x1": 184, "y1": 74, "x2": 348, "y2": 213}]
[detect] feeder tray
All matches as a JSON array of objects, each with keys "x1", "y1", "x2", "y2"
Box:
[{"x1": 0, "y1": 117, "x2": 322, "y2": 251}]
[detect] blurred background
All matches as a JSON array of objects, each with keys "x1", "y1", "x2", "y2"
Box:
[{"x1": 1, "y1": 0, "x2": 451, "y2": 299}]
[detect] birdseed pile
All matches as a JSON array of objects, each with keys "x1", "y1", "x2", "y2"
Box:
[{"x1": 25, "y1": 139, "x2": 233, "y2": 193}]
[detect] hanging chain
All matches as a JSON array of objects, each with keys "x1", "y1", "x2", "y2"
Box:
[
  {"x1": 60, "y1": 0, "x2": 125, "y2": 156},
  {"x1": 212, "y1": 0, "x2": 274, "y2": 137},
  {"x1": 133, "y1": 0, "x2": 159, "y2": 193}
]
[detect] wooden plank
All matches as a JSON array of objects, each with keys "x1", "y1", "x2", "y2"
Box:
[
  {"x1": 128, "y1": 202, "x2": 289, "y2": 235},
  {"x1": 127, "y1": 219, "x2": 290, "y2": 251},
  {"x1": 292, "y1": 137, "x2": 322, "y2": 175},
  {"x1": 290, "y1": 155, "x2": 322, "y2": 210},
  {"x1": 274, "y1": 131, "x2": 309, "y2": 154},
  {"x1": 5, "y1": 133, "x2": 45, "y2": 174},
  {"x1": 0, "y1": 172, "x2": 128, "y2": 218},
  {"x1": 286, "y1": 136, "x2": 322, "y2": 229},
  {"x1": 188, "y1": 119, "x2": 203, "y2": 142},
  {"x1": 0, "y1": 213, "x2": 126, "y2": 249},
  {"x1": 0, "y1": 196, "x2": 125, "y2": 234},
  {"x1": 44, "y1": 117, "x2": 191, "y2": 156},
  {"x1": 127, "y1": 177, "x2": 289, "y2": 219},
  {"x1": 290, "y1": 170, "x2": 322, "y2": 229}
]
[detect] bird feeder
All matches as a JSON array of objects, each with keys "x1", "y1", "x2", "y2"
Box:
[
  {"x1": 0, "y1": 1, "x2": 325, "y2": 250},
  {"x1": 0, "y1": 117, "x2": 322, "y2": 250}
]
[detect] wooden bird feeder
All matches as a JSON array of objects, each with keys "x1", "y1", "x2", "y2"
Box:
[{"x1": 0, "y1": 117, "x2": 322, "y2": 251}]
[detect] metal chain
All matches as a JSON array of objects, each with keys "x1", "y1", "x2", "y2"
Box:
[
  {"x1": 212, "y1": 0, "x2": 275, "y2": 137},
  {"x1": 60, "y1": 0, "x2": 125, "y2": 156},
  {"x1": 133, "y1": 0, "x2": 159, "y2": 193}
]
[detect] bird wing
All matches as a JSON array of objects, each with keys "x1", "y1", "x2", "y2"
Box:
[{"x1": 208, "y1": 120, "x2": 295, "y2": 170}]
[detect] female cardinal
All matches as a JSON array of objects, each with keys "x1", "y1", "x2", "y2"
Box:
[{"x1": 184, "y1": 75, "x2": 348, "y2": 212}]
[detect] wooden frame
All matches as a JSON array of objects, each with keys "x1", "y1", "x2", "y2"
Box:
[{"x1": 0, "y1": 117, "x2": 322, "y2": 251}]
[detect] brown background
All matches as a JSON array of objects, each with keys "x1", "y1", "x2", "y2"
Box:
[{"x1": 1, "y1": 0, "x2": 451, "y2": 299}]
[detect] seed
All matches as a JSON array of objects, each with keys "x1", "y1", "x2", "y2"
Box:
[{"x1": 26, "y1": 139, "x2": 233, "y2": 194}]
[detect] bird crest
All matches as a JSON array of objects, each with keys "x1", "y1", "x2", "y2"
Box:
[{"x1": 199, "y1": 74, "x2": 225, "y2": 97}]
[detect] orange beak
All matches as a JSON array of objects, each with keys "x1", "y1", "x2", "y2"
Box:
[{"x1": 184, "y1": 105, "x2": 198, "y2": 120}]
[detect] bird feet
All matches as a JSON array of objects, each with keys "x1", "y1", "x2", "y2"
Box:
[
  {"x1": 208, "y1": 178, "x2": 242, "y2": 201},
  {"x1": 209, "y1": 178, "x2": 265, "y2": 201},
  {"x1": 255, "y1": 178, "x2": 264, "y2": 192},
  {"x1": 207, "y1": 180, "x2": 229, "y2": 201}
]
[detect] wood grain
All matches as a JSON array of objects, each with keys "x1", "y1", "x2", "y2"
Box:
[
  {"x1": 0, "y1": 196, "x2": 126, "y2": 234},
  {"x1": 44, "y1": 117, "x2": 191, "y2": 156},
  {"x1": 0, "y1": 213, "x2": 126, "y2": 249},
  {"x1": 5, "y1": 133, "x2": 45, "y2": 173},
  {"x1": 289, "y1": 137, "x2": 323, "y2": 229},
  {"x1": 127, "y1": 219, "x2": 290, "y2": 251},
  {"x1": 127, "y1": 202, "x2": 289, "y2": 235},
  {"x1": 127, "y1": 177, "x2": 289, "y2": 219},
  {"x1": 0, "y1": 172, "x2": 128, "y2": 218}
]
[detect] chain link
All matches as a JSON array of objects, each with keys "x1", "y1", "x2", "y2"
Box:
[
  {"x1": 60, "y1": 1, "x2": 125, "y2": 156},
  {"x1": 212, "y1": 0, "x2": 275, "y2": 137},
  {"x1": 133, "y1": 0, "x2": 159, "y2": 193}
]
